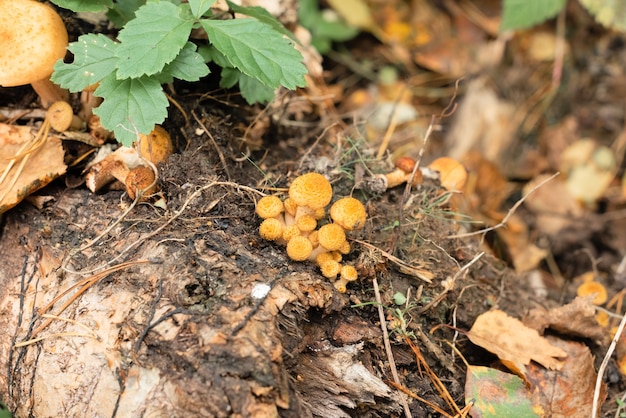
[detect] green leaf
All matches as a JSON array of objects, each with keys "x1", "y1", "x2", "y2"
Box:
[
  {"x1": 226, "y1": 0, "x2": 298, "y2": 43},
  {"x1": 465, "y1": 366, "x2": 540, "y2": 418},
  {"x1": 160, "y1": 42, "x2": 210, "y2": 83},
  {"x1": 188, "y1": 0, "x2": 216, "y2": 18},
  {"x1": 198, "y1": 45, "x2": 231, "y2": 68},
  {"x1": 220, "y1": 66, "x2": 275, "y2": 104},
  {"x1": 200, "y1": 18, "x2": 306, "y2": 89},
  {"x1": 579, "y1": 0, "x2": 626, "y2": 31},
  {"x1": 238, "y1": 71, "x2": 276, "y2": 104},
  {"x1": 94, "y1": 74, "x2": 169, "y2": 146},
  {"x1": 500, "y1": 0, "x2": 566, "y2": 31},
  {"x1": 219, "y1": 67, "x2": 241, "y2": 89},
  {"x1": 50, "y1": 0, "x2": 113, "y2": 12},
  {"x1": 115, "y1": 1, "x2": 195, "y2": 78},
  {"x1": 107, "y1": 0, "x2": 146, "y2": 28},
  {"x1": 393, "y1": 292, "x2": 407, "y2": 306},
  {"x1": 299, "y1": 0, "x2": 358, "y2": 53},
  {"x1": 52, "y1": 34, "x2": 119, "y2": 92}
]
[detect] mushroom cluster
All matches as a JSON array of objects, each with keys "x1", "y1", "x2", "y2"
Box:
[{"x1": 256, "y1": 173, "x2": 367, "y2": 292}]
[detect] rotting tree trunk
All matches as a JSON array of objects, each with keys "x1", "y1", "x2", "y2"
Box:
[{"x1": 0, "y1": 184, "x2": 405, "y2": 418}]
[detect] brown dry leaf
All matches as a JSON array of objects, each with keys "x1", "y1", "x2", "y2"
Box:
[
  {"x1": 523, "y1": 174, "x2": 583, "y2": 236},
  {"x1": 0, "y1": 123, "x2": 66, "y2": 214},
  {"x1": 467, "y1": 310, "x2": 567, "y2": 378},
  {"x1": 523, "y1": 296, "x2": 608, "y2": 342},
  {"x1": 447, "y1": 79, "x2": 516, "y2": 166},
  {"x1": 494, "y1": 213, "x2": 548, "y2": 273},
  {"x1": 526, "y1": 336, "x2": 605, "y2": 418}
]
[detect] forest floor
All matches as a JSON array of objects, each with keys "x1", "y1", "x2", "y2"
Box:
[{"x1": 1, "y1": 1, "x2": 626, "y2": 417}]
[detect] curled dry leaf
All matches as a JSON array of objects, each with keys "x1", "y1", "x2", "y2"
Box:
[
  {"x1": 467, "y1": 309, "x2": 567, "y2": 379},
  {"x1": 0, "y1": 123, "x2": 66, "y2": 213}
]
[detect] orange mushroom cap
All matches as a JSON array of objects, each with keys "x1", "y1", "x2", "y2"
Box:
[
  {"x1": 256, "y1": 195, "x2": 284, "y2": 219},
  {"x1": 139, "y1": 125, "x2": 174, "y2": 165},
  {"x1": 330, "y1": 197, "x2": 367, "y2": 231},
  {"x1": 289, "y1": 173, "x2": 333, "y2": 210},
  {"x1": 296, "y1": 214, "x2": 317, "y2": 233},
  {"x1": 428, "y1": 157, "x2": 467, "y2": 192},
  {"x1": 318, "y1": 259, "x2": 341, "y2": 279},
  {"x1": 317, "y1": 223, "x2": 347, "y2": 251},
  {"x1": 576, "y1": 281, "x2": 607, "y2": 305},
  {"x1": 0, "y1": 0, "x2": 69, "y2": 106},
  {"x1": 340, "y1": 265, "x2": 358, "y2": 282},
  {"x1": 286, "y1": 236, "x2": 313, "y2": 261},
  {"x1": 259, "y1": 218, "x2": 284, "y2": 241}
]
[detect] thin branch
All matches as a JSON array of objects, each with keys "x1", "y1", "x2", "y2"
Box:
[
  {"x1": 373, "y1": 277, "x2": 412, "y2": 418},
  {"x1": 448, "y1": 172, "x2": 560, "y2": 239}
]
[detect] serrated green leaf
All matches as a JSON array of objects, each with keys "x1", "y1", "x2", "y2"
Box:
[
  {"x1": 107, "y1": 0, "x2": 146, "y2": 28},
  {"x1": 219, "y1": 67, "x2": 241, "y2": 89},
  {"x1": 94, "y1": 74, "x2": 169, "y2": 146},
  {"x1": 500, "y1": 0, "x2": 566, "y2": 32},
  {"x1": 115, "y1": 1, "x2": 194, "y2": 78},
  {"x1": 198, "y1": 45, "x2": 231, "y2": 68},
  {"x1": 579, "y1": 0, "x2": 626, "y2": 31},
  {"x1": 226, "y1": 0, "x2": 298, "y2": 43},
  {"x1": 220, "y1": 64, "x2": 275, "y2": 104},
  {"x1": 50, "y1": 0, "x2": 113, "y2": 12},
  {"x1": 201, "y1": 19, "x2": 306, "y2": 89},
  {"x1": 188, "y1": 0, "x2": 216, "y2": 17},
  {"x1": 52, "y1": 34, "x2": 118, "y2": 92},
  {"x1": 238, "y1": 72, "x2": 275, "y2": 104},
  {"x1": 161, "y1": 42, "x2": 210, "y2": 82}
]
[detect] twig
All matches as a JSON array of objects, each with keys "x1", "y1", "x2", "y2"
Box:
[
  {"x1": 593, "y1": 308, "x2": 626, "y2": 418},
  {"x1": 448, "y1": 172, "x2": 560, "y2": 239},
  {"x1": 388, "y1": 80, "x2": 461, "y2": 253},
  {"x1": 30, "y1": 259, "x2": 150, "y2": 338},
  {"x1": 353, "y1": 239, "x2": 433, "y2": 283},
  {"x1": 373, "y1": 277, "x2": 412, "y2": 418},
  {"x1": 417, "y1": 252, "x2": 483, "y2": 315},
  {"x1": 14, "y1": 314, "x2": 100, "y2": 347}
]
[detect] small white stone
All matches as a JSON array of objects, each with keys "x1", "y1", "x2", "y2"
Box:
[{"x1": 251, "y1": 283, "x2": 271, "y2": 299}]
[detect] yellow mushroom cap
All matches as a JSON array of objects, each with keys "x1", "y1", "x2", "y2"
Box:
[
  {"x1": 256, "y1": 195, "x2": 284, "y2": 219},
  {"x1": 319, "y1": 259, "x2": 341, "y2": 279},
  {"x1": 318, "y1": 223, "x2": 347, "y2": 251},
  {"x1": 48, "y1": 100, "x2": 79, "y2": 132},
  {"x1": 340, "y1": 265, "x2": 358, "y2": 282},
  {"x1": 283, "y1": 198, "x2": 297, "y2": 217},
  {"x1": 428, "y1": 157, "x2": 468, "y2": 192},
  {"x1": 308, "y1": 230, "x2": 319, "y2": 247},
  {"x1": 577, "y1": 281, "x2": 607, "y2": 305},
  {"x1": 286, "y1": 236, "x2": 313, "y2": 261},
  {"x1": 337, "y1": 241, "x2": 351, "y2": 255},
  {"x1": 0, "y1": 0, "x2": 68, "y2": 87},
  {"x1": 330, "y1": 197, "x2": 367, "y2": 231},
  {"x1": 313, "y1": 207, "x2": 326, "y2": 220},
  {"x1": 259, "y1": 218, "x2": 284, "y2": 241},
  {"x1": 289, "y1": 173, "x2": 333, "y2": 210},
  {"x1": 333, "y1": 279, "x2": 348, "y2": 293},
  {"x1": 315, "y1": 252, "x2": 336, "y2": 265},
  {"x1": 282, "y1": 225, "x2": 301, "y2": 243},
  {"x1": 296, "y1": 214, "x2": 317, "y2": 233},
  {"x1": 139, "y1": 125, "x2": 174, "y2": 165}
]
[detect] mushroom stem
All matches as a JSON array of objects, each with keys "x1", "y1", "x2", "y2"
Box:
[{"x1": 31, "y1": 78, "x2": 69, "y2": 109}]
